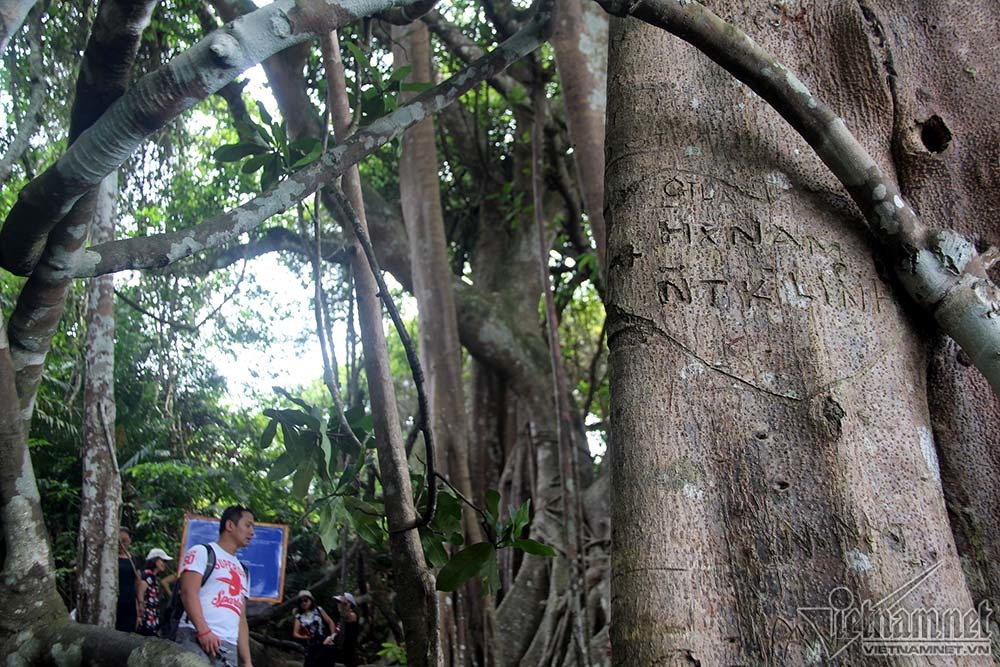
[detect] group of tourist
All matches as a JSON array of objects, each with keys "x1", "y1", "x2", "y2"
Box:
[
  {"x1": 115, "y1": 526, "x2": 175, "y2": 636},
  {"x1": 114, "y1": 505, "x2": 360, "y2": 667}
]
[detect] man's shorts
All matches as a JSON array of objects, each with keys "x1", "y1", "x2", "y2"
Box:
[{"x1": 175, "y1": 627, "x2": 239, "y2": 666}]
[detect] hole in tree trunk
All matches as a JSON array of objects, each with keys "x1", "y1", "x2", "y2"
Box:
[{"x1": 919, "y1": 115, "x2": 952, "y2": 153}]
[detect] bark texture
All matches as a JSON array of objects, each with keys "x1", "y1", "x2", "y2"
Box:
[
  {"x1": 392, "y1": 20, "x2": 493, "y2": 666},
  {"x1": 551, "y1": 0, "x2": 609, "y2": 272},
  {"x1": 860, "y1": 0, "x2": 1000, "y2": 640},
  {"x1": 75, "y1": 174, "x2": 121, "y2": 627},
  {"x1": 326, "y1": 30, "x2": 442, "y2": 667},
  {"x1": 0, "y1": 0, "x2": 37, "y2": 53},
  {"x1": 605, "y1": 1, "x2": 988, "y2": 664}
]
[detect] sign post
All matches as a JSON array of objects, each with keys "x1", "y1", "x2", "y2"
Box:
[{"x1": 179, "y1": 514, "x2": 289, "y2": 603}]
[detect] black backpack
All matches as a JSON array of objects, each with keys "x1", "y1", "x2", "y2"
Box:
[{"x1": 160, "y1": 543, "x2": 216, "y2": 640}]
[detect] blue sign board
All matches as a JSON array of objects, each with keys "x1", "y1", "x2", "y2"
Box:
[{"x1": 180, "y1": 515, "x2": 288, "y2": 603}]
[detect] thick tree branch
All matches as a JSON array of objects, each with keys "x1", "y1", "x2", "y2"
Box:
[
  {"x1": 70, "y1": 14, "x2": 552, "y2": 279},
  {"x1": 599, "y1": 0, "x2": 1000, "y2": 397},
  {"x1": 0, "y1": 0, "x2": 37, "y2": 54},
  {"x1": 7, "y1": 0, "x2": 157, "y2": 426},
  {"x1": 158, "y1": 226, "x2": 349, "y2": 276},
  {"x1": 0, "y1": 0, "x2": 417, "y2": 276}
]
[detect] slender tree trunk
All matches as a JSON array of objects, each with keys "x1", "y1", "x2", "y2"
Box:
[
  {"x1": 551, "y1": 0, "x2": 609, "y2": 273},
  {"x1": 75, "y1": 174, "x2": 121, "y2": 627},
  {"x1": 392, "y1": 20, "x2": 493, "y2": 666},
  {"x1": 605, "y1": 2, "x2": 987, "y2": 663},
  {"x1": 324, "y1": 30, "x2": 442, "y2": 667}
]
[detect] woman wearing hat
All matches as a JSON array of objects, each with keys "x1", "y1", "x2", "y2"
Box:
[
  {"x1": 332, "y1": 592, "x2": 360, "y2": 667},
  {"x1": 137, "y1": 547, "x2": 173, "y2": 636},
  {"x1": 292, "y1": 590, "x2": 336, "y2": 667}
]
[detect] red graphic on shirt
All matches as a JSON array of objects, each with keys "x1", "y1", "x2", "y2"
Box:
[
  {"x1": 183, "y1": 551, "x2": 196, "y2": 566},
  {"x1": 219, "y1": 567, "x2": 243, "y2": 596},
  {"x1": 210, "y1": 567, "x2": 245, "y2": 615}
]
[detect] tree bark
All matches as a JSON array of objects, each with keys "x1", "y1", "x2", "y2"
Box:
[
  {"x1": 855, "y1": 0, "x2": 1000, "y2": 638},
  {"x1": 75, "y1": 174, "x2": 122, "y2": 627},
  {"x1": 392, "y1": 21, "x2": 495, "y2": 665},
  {"x1": 0, "y1": 0, "x2": 38, "y2": 54},
  {"x1": 325, "y1": 29, "x2": 442, "y2": 667},
  {"x1": 551, "y1": 0, "x2": 608, "y2": 273},
  {"x1": 605, "y1": 2, "x2": 987, "y2": 664}
]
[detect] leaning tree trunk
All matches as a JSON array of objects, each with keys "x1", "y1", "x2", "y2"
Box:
[
  {"x1": 605, "y1": 1, "x2": 988, "y2": 664},
  {"x1": 75, "y1": 173, "x2": 122, "y2": 627}
]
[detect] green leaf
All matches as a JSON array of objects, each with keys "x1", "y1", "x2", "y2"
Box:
[
  {"x1": 400, "y1": 81, "x2": 433, "y2": 94},
  {"x1": 292, "y1": 459, "x2": 314, "y2": 499},
  {"x1": 318, "y1": 504, "x2": 340, "y2": 553},
  {"x1": 512, "y1": 499, "x2": 531, "y2": 537},
  {"x1": 289, "y1": 137, "x2": 323, "y2": 154},
  {"x1": 267, "y1": 451, "x2": 297, "y2": 481},
  {"x1": 272, "y1": 121, "x2": 287, "y2": 151},
  {"x1": 387, "y1": 65, "x2": 412, "y2": 84},
  {"x1": 486, "y1": 489, "x2": 500, "y2": 520},
  {"x1": 512, "y1": 538, "x2": 557, "y2": 558},
  {"x1": 291, "y1": 143, "x2": 323, "y2": 169},
  {"x1": 421, "y1": 533, "x2": 450, "y2": 568},
  {"x1": 256, "y1": 101, "x2": 273, "y2": 127},
  {"x1": 259, "y1": 419, "x2": 278, "y2": 449},
  {"x1": 436, "y1": 542, "x2": 495, "y2": 592},
  {"x1": 345, "y1": 41, "x2": 368, "y2": 70},
  {"x1": 214, "y1": 143, "x2": 267, "y2": 162},
  {"x1": 260, "y1": 154, "x2": 281, "y2": 191},
  {"x1": 271, "y1": 385, "x2": 316, "y2": 414},
  {"x1": 335, "y1": 452, "x2": 366, "y2": 491},
  {"x1": 241, "y1": 152, "x2": 271, "y2": 174}
]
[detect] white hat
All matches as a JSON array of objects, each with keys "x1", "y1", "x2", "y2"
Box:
[
  {"x1": 298, "y1": 590, "x2": 314, "y2": 600},
  {"x1": 146, "y1": 548, "x2": 173, "y2": 561},
  {"x1": 334, "y1": 592, "x2": 358, "y2": 607}
]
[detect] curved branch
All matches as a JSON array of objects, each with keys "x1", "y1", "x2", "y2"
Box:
[
  {"x1": 0, "y1": 0, "x2": 417, "y2": 276},
  {"x1": 598, "y1": 0, "x2": 1000, "y2": 397},
  {"x1": 68, "y1": 14, "x2": 552, "y2": 279},
  {"x1": 330, "y1": 187, "x2": 437, "y2": 532}
]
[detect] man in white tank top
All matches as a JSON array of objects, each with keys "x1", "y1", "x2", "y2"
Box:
[{"x1": 175, "y1": 505, "x2": 256, "y2": 666}]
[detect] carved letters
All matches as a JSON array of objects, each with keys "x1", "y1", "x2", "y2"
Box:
[{"x1": 651, "y1": 172, "x2": 886, "y2": 315}]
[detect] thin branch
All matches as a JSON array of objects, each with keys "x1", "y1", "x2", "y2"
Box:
[
  {"x1": 328, "y1": 187, "x2": 437, "y2": 533},
  {"x1": 69, "y1": 17, "x2": 551, "y2": 279},
  {"x1": 115, "y1": 259, "x2": 248, "y2": 333},
  {"x1": 0, "y1": 6, "x2": 46, "y2": 186},
  {"x1": 597, "y1": 0, "x2": 1000, "y2": 397}
]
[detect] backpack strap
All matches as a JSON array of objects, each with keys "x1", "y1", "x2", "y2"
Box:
[{"x1": 200, "y1": 543, "x2": 216, "y2": 586}]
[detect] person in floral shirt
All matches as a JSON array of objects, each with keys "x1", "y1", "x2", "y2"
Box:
[{"x1": 137, "y1": 547, "x2": 174, "y2": 636}]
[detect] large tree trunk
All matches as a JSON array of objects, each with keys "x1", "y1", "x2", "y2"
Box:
[
  {"x1": 868, "y1": 0, "x2": 1000, "y2": 640},
  {"x1": 391, "y1": 20, "x2": 493, "y2": 667},
  {"x1": 75, "y1": 173, "x2": 122, "y2": 627},
  {"x1": 605, "y1": 1, "x2": 988, "y2": 664}
]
